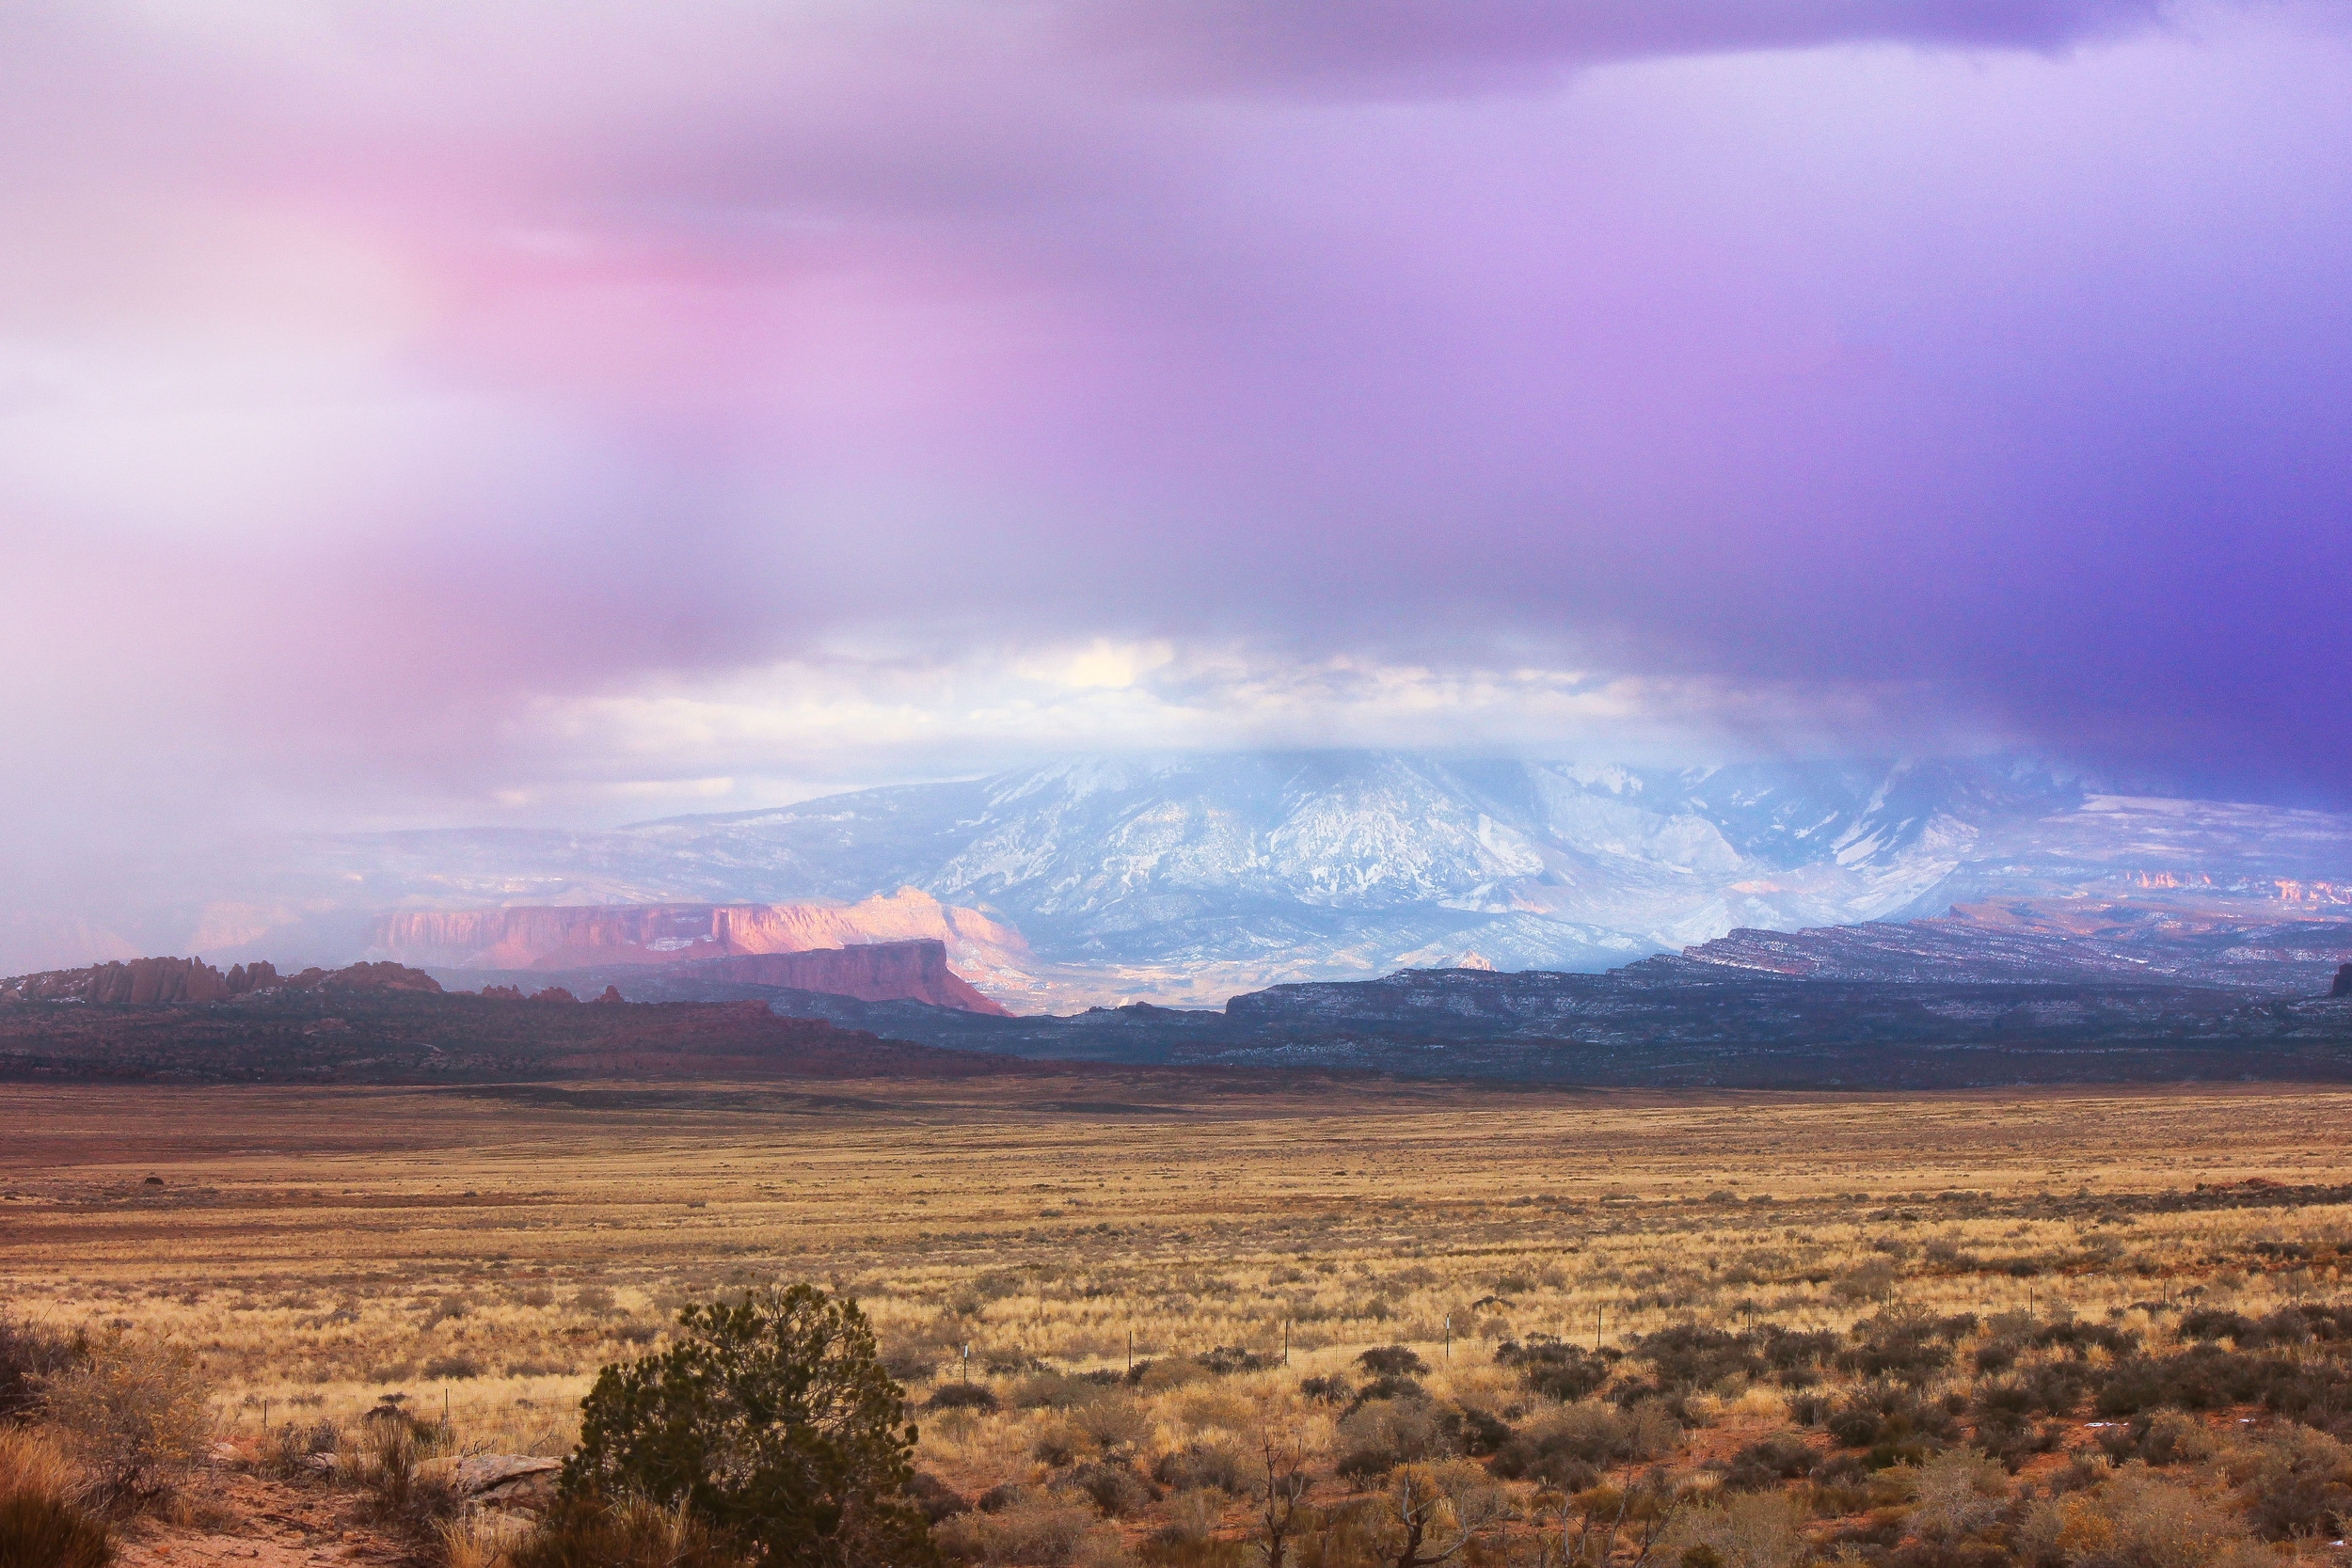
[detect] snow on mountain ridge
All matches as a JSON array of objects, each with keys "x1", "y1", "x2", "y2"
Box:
[{"x1": 25, "y1": 752, "x2": 2352, "y2": 1006}]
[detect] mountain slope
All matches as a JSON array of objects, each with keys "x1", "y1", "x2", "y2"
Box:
[
  {"x1": 40, "y1": 752, "x2": 2352, "y2": 1006},
  {"x1": 1655, "y1": 904, "x2": 2352, "y2": 992},
  {"x1": 493, "y1": 752, "x2": 2096, "y2": 1002}
]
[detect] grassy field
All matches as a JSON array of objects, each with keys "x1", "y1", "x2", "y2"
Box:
[{"x1": 4, "y1": 1076, "x2": 2350, "y2": 1563}]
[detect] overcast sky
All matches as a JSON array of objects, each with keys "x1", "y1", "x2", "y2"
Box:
[{"x1": 5, "y1": 0, "x2": 2349, "y2": 901}]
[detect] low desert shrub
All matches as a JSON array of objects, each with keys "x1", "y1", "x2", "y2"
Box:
[
  {"x1": 1655, "y1": 1489, "x2": 1810, "y2": 1568},
  {"x1": 1486, "y1": 1402, "x2": 1677, "y2": 1488},
  {"x1": 882, "y1": 1346, "x2": 945, "y2": 1384},
  {"x1": 1354, "y1": 1347, "x2": 1427, "y2": 1379},
  {"x1": 2172, "y1": 1307, "x2": 2349, "y2": 1350},
  {"x1": 0, "y1": 1427, "x2": 111, "y2": 1568},
  {"x1": 1138, "y1": 1532, "x2": 1242, "y2": 1568},
  {"x1": 1626, "y1": 1325, "x2": 1763, "y2": 1397},
  {"x1": 348, "y1": 1419, "x2": 458, "y2": 1544},
  {"x1": 1068, "y1": 1394, "x2": 1151, "y2": 1451},
  {"x1": 1136, "y1": 1360, "x2": 1212, "y2": 1395},
  {"x1": 1137, "y1": 1487, "x2": 1248, "y2": 1568},
  {"x1": 1826, "y1": 1382, "x2": 1959, "y2": 1468},
  {"x1": 1900, "y1": 1449, "x2": 2010, "y2": 1542},
  {"x1": 261, "y1": 1417, "x2": 340, "y2": 1481},
  {"x1": 0, "y1": 1488, "x2": 115, "y2": 1568},
  {"x1": 1756, "y1": 1327, "x2": 1841, "y2": 1389},
  {"x1": 1832, "y1": 1260, "x2": 1899, "y2": 1304},
  {"x1": 509, "y1": 1494, "x2": 754, "y2": 1568},
  {"x1": 2087, "y1": 1346, "x2": 2324, "y2": 1418},
  {"x1": 436, "y1": 1508, "x2": 536, "y2": 1568},
  {"x1": 1836, "y1": 1309, "x2": 1971, "y2": 1387},
  {"x1": 1337, "y1": 1394, "x2": 1452, "y2": 1479},
  {"x1": 1152, "y1": 1443, "x2": 1244, "y2": 1494},
  {"x1": 1493, "y1": 1338, "x2": 1613, "y2": 1402},
  {"x1": 1717, "y1": 1433, "x2": 1817, "y2": 1491},
  {"x1": 1968, "y1": 1370, "x2": 2085, "y2": 1471},
  {"x1": 936, "y1": 1492, "x2": 1103, "y2": 1565},
  {"x1": 1011, "y1": 1373, "x2": 1105, "y2": 1411},
  {"x1": 1435, "y1": 1404, "x2": 1513, "y2": 1459},
  {"x1": 1875, "y1": 1543, "x2": 2013, "y2": 1568},
  {"x1": 1061, "y1": 1461, "x2": 1155, "y2": 1518},
  {"x1": 2090, "y1": 1411, "x2": 2217, "y2": 1469},
  {"x1": 0, "y1": 1318, "x2": 82, "y2": 1424},
  {"x1": 911, "y1": 1471, "x2": 973, "y2": 1523},
  {"x1": 1342, "y1": 1376, "x2": 1424, "y2": 1413},
  {"x1": 2222, "y1": 1425, "x2": 2352, "y2": 1541},
  {"x1": 2030, "y1": 1320, "x2": 2136, "y2": 1361},
  {"x1": 38, "y1": 1334, "x2": 212, "y2": 1510},
  {"x1": 2016, "y1": 1467, "x2": 2270, "y2": 1568},
  {"x1": 930, "y1": 1384, "x2": 1001, "y2": 1412}
]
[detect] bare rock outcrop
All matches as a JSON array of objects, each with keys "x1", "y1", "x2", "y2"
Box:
[
  {"x1": 281, "y1": 961, "x2": 444, "y2": 994},
  {"x1": 365, "y1": 888, "x2": 1026, "y2": 975},
  {"x1": 3, "y1": 955, "x2": 257, "y2": 1005},
  {"x1": 0, "y1": 955, "x2": 438, "y2": 1004},
  {"x1": 674, "y1": 941, "x2": 1011, "y2": 1015}
]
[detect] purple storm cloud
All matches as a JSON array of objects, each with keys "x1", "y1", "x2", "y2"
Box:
[{"x1": 2, "y1": 0, "x2": 2349, "y2": 911}]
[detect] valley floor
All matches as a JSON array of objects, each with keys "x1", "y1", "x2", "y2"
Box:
[{"x1": 5, "y1": 1078, "x2": 2350, "y2": 1563}]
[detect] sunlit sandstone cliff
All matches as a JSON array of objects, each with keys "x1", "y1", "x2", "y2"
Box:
[{"x1": 366, "y1": 888, "x2": 1025, "y2": 973}]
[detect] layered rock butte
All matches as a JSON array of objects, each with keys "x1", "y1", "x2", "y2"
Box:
[
  {"x1": 660, "y1": 942, "x2": 1010, "y2": 1016},
  {"x1": 367, "y1": 890, "x2": 1019, "y2": 1015},
  {"x1": 368, "y1": 890, "x2": 1020, "y2": 969}
]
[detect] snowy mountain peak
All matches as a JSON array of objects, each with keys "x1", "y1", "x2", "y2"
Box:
[{"x1": 58, "y1": 750, "x2": 2352, "y2": 1008}]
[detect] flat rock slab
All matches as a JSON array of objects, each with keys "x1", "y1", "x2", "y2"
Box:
[{"x1": 426, "y1": 1453, "x2": 564, "y2": 1495}]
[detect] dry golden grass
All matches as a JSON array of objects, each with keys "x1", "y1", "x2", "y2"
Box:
[{"x1": 3, "y1": 1075, "x2": 2349, "y2": 1562}]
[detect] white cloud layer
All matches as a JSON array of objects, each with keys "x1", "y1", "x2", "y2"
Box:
[{"x1": 489, "y1": 639, "x2": 1979, "y2": 821}]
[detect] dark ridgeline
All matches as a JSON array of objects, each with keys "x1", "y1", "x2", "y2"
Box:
[
  {"x1": 8, "y1": 911, "x2": 2352, "y2": 1090},
  {"x1": 516, "y1": 910, "x2": 2352, "y2": 1089},
  {"x1": 0, "y1": 958, "x2": 1053, "y2": 1085}
]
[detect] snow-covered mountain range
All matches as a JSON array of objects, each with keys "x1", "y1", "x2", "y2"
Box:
[{"x1": 167, "y1": 751, "x2": 2352, "y2": 1008}]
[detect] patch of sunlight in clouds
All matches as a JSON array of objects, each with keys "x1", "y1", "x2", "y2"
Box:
[{"x1": 500, "y1": 640, "x2": 1951, "y2": 821}]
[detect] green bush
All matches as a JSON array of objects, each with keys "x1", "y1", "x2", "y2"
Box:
[{"x1": 563, "y1": 1282, "x2": 936, "y2": 1568}]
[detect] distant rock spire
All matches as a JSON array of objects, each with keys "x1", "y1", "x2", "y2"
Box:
[{"x1": 2333, "y1": 962, "x2": 2352, "y2": 999}]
